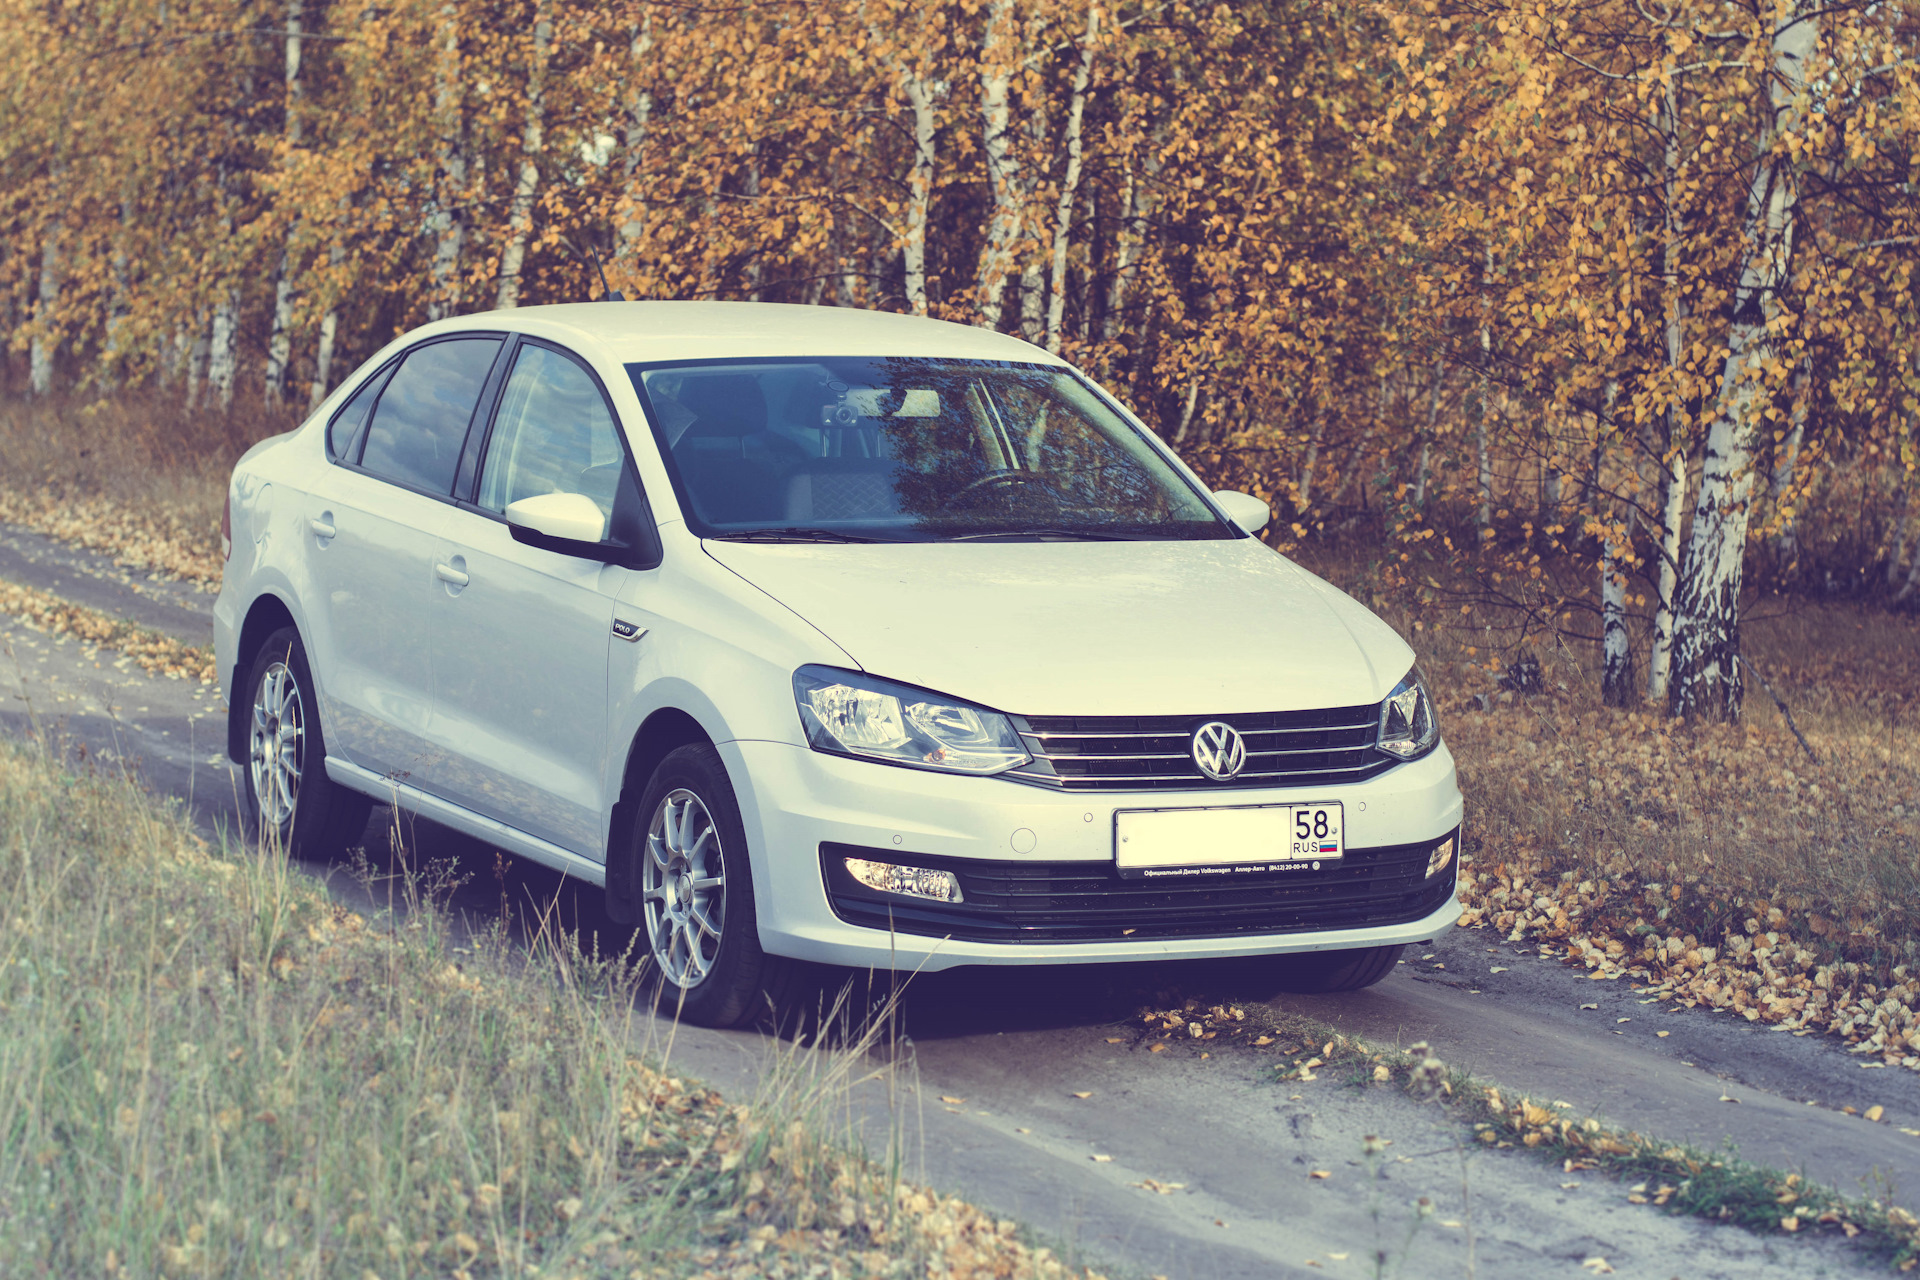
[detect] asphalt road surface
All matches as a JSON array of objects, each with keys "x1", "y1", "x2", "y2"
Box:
[{"x1": 2, "y1": 519, "x2": 1913, "y2": 1280}]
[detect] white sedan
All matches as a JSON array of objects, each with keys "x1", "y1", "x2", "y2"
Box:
[{"x1": 215, "y1": 302, "x2": 1463, "y2": 1026}]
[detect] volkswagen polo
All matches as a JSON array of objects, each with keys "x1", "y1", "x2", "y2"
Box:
[{"x1": 216, "y1": 302, "x2": 1463, "y2": 1026}]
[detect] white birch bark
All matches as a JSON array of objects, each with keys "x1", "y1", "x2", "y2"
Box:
[
  {"x1": 495, "y1": 0, "x2": 553, "y2": 310},
  {"x1": 1647, "y1": 76, "x2": 1690, "y2": 705},
  {"x1": 185, "y1": 314, "x2": 210, "y2": 411},
  {"x1": 1297, "y1": 409, "x2": 1326, "y2": 510},
  {"x1": 105, "y1": 197, "x2": 132, "y2": 380},
  {"x1": 901, "y1": 73, "x2": 938, "y2": 316},
  {"x1": 29, "y1": 220, "x2": 60, "y2": 398},
  {"x1": 1598, "y1": 386, "x2": 1632, "y2": 705},
  {"x1": 208, "y1": 288, "x2": 240, "y2": 410},
  {"x1": 1414, "y1": 357, "x2": 1445, "y2": 507},
  {"x1": 427, "y1": 0, "x2": 469, "y2": 321},
  {"x1": 616, "y1": 9, "x2": 655, "y2": 262},
  {"x1": 1669, "y1": 9, "x2": 1818, "y2": 720},
  {"x1": 1172, "y1": 376, "x2": 1203, "y2": 444},
  {"x1": 976, "y1": 0, "x2": 1022, "y2": 330},
  {"x1": 264, "y1": 0, "x2": 305, "y2": 403},
  {"x1": 1044, "y1": 5, "x2": 1099, "y2": 352},
  {"x1": 308, "y1": 304, "x2": 338, "y2": 411},
  {"x1": 1102, "y1": 166, "x2": 1136, "y2": 341}
]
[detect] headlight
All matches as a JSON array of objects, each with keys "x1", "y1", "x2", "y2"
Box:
[
  {"x1": 794, "y1": 666, "x2": 1031, "y2": 775},
  {"x1": 1377, "y1": 668, "x2": 1439, "y2": 761}
]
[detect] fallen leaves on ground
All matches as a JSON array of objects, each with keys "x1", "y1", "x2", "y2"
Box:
[
  {"x1": 0, "y1": 490, "x2": 223, "y2": 588},
  {"x1": 0, "y1": 577, "x2": 215, "y2": 682}
]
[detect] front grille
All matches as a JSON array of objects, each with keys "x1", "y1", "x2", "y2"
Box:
[
  {"x1": 820, "y1": 836, "x2": 1457, "y2": 943},
  {"x1": 1005, "y1": 706, "x2": 1391, "y2": 791}
]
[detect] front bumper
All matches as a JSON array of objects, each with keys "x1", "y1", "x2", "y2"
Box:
[{"x1": 722, "y1": 737, "x2": 1464, "y2": 971}]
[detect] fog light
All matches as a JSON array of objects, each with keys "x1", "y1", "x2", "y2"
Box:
[
  {"x1": 844, "y1": 858, "x2": 964, "y2": 904},
  {"x1": 1426, "y1": 836, "x2": 1456, "y2": 879}
]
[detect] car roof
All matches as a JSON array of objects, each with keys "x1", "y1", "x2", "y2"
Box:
[{"x1": 452, "y1": 301, "x2": 1069, "y2": 368}]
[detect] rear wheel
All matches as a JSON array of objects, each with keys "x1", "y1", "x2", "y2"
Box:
[
  {"x1": 243, "y1": 626, "x2": 372, "y2": 860},
  {"x1": 626, "y1": 743, "x2": 799, "y2": 1028},
  {"x1": 1272, "y1": 944, "x2": 1406, "y2": 994}
]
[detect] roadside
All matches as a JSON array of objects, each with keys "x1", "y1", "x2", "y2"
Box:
[{"x1": 1, "y1": 519, "x2": 1915, "y2": 1277}]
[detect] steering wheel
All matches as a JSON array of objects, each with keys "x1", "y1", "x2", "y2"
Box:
[{"x1": 941, "y1": 468, "x2": 1062, "y2": 508}]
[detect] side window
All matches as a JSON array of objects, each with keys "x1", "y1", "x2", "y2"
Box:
[
  {"x1": 325, "y1": 366, "x2": 386, "y2": 462},
  {"x1": 478, "y1": 345, "x2": 624, "y2": 531},
  {"x1": 359, "y1": 337, "x2": 503, "y2": 494}
]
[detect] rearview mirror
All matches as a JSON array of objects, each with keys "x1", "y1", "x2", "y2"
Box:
[
  {"x1": 505, "y1": 492, "x2": 613, "y2": 558},
  {"x1": 1212, "y1": 489, "x2": 1271, "y2": 535}
]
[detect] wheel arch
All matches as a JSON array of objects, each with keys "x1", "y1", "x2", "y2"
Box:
[
  {"x1": 227, "y1": 593, "x2": 300, "y2": 764},
  {"x1": 604, "y1": 707, "x2": 718, "y2": 923}
]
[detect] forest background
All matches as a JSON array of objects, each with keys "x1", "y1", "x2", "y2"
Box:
[{"x1": 1, "y1": 0, "x2": 1917, "y2": 715}]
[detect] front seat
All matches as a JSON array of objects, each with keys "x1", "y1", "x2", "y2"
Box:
[{"x1": 671, "y1": 375, "x2": 781, "y2": 523}]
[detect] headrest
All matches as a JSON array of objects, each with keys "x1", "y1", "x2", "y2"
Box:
[{"x1": 675, "y1": 375, "x2": 768, "y2": 439}]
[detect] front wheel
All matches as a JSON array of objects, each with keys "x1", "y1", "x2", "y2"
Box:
[
  {"x1": 625, "y1": 744, "x2": 797, "y2": 1028},
  {"x1": 243, "y1": 626, "x2": 372, "y2": 860}
]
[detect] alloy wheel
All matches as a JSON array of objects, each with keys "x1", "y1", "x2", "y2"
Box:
[
  {"x1": 642, "y1": 788, "x2": 727, "y2": 989},
  {"x1": 249, "y1": 659, "x2": 304, "y2": 832}
]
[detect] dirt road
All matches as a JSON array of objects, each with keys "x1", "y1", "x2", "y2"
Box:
[{"x1": 2, "y1": 520, "x2": 1911, "y2": 1279}]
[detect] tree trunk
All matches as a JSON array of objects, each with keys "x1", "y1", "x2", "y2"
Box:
[
  {"x1": 1298, "y1": 410, "x2": 1326, "y2": 510},
  {"x1": 1413, "y1": 356, "x2": 1444, "y2": 507},
  {"x1": 495, "y1": 0, "x2": 553, "y2": 310},
  {"x1": 901, "y1": 73, "x2": 937, "y2": 316},
  {"x1": 309, "y1": 305, "x2": 338, "y2": 411},
  {"x1": 616, "y1": 9, "x2": 655, "y2": 264},
  {"x1": 208, "y1": 288, "x2": 240, "y2": 410},
  {"x1": 1647, "y1": 76, "x2": 1690, "y2": 706},
  {"x1": 29, "y1": 220, "x2": 60, "y2": 398},
  {"x1": 427, "y1": 0, "x2": 469, "y2": 321},
  {"x1": 1597, "y1": 390, "x2": 1633, "y2": 705},
  {"x1": 1103, "y1": 166, "x2": 1136, "y2": 341},
  {"x1": 976, "y1": 0, "x2": 1021, "y2": 329},
  {"x1": 185, "y1": 313, "x2": 210, "y2": 411},
  {"x1": 264, "y1": 0, "x2": 305, "y2": 403},
  {"x1": 1172, "y1": 376, "x2": 1203, "y2": 444},
  {"x1": 1044, "y1": 6, "x2": 1099, "y2": 353},
  {"x1": 1476, "y1": 246, "x2": 1494, "y2": 527},
  {"x1": 1669, "y1": 10, "x2": 1817, "y2": 721}
]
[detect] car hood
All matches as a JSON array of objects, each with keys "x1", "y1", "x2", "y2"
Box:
[{"x1": 702, "y1": 538, "x2": 1415, "y2": 717}]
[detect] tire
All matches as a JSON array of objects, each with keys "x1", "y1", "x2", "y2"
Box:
[
  {"x1": 242, "y1": 626, "x2": 372, "y2": 861},
  {"x1": 622, "y1": 743, "x2": 799, "y2": 1029},
  {"x1": 1271, "y1": 944, "x2": 1406, "y2": 994}
]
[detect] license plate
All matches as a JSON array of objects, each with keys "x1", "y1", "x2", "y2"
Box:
[{"x1": 1113, "y1": 803, "x2": 1344, "y2": 879}]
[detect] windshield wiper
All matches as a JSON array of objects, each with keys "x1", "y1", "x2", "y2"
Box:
[
  {"x1": 710, "y1": 528, "x2": 892, "y2": 544},
  {"x1": 947, "y1": 527, "x2": 1135, "y2": 542}
]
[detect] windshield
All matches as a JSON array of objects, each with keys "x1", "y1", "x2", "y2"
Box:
[{"x1": 625, "y1": 357, "x2": 1231, "y2": 542}]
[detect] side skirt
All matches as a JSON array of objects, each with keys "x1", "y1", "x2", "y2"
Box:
[{"x1": 325, "y1": 757, "x2": 608, "y2": 889}]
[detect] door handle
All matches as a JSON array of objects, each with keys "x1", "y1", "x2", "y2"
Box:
[
  {"x1": 434, "y1": 562, "x2": 471, "y2": 588},
  {"x1": 310, "y1": 516, "x2": 336, "y2": 538}
]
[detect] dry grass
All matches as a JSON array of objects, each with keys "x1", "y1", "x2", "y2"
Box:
[
  {"x1": 0, "y1": 392, "x2": 285, "y2": 587},
  {"x1": 0, "y1": 737, "x2": 1107, "y2": 1278}
]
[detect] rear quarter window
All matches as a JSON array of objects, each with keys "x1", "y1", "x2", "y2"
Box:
[{"x1": 326, "y1": 366, "x2": 388, "y2": 462}]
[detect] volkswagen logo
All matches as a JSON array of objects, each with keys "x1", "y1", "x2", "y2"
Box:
[{"x1": 1190, "y1": 721, "x2": 1247, "y2": 781}]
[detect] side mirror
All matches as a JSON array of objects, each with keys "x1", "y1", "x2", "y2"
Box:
[
  {"x1": 505, "y1": 492, "x2": 614, "y2": 559},
  {"x1": 1213, "y1": 489, "x2": 1271, "y2": 535}
]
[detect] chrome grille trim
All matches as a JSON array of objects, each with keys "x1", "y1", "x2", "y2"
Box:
[{"x1": 1005, "y1": 704, "x2": 1391, "y2": 792}]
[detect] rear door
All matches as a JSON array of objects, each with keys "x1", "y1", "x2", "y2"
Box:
[
  {"x1": 424, "y1": 339, "x2": 652, "y2": 859},
  {"x1": 302, "y1": 334, "x2": 504, "y2": 782}
]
